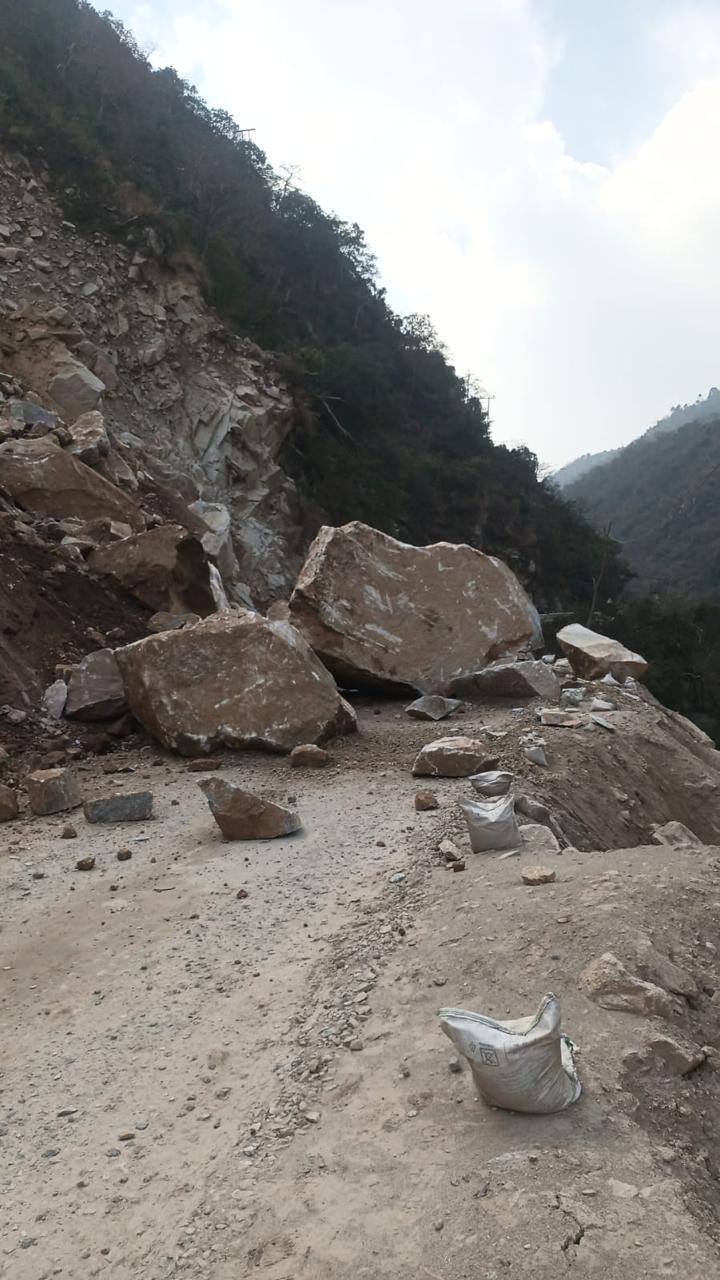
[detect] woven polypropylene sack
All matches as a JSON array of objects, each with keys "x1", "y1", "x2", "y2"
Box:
[
  {"x1": 439, "y1": 993, "x2": 581, "y2": 1114},
  {"x1": 469, "y1": 770, "x2": 513, "y2": 797},
  {"x1": 458, "y1": 794, "x2": 520, "y2": 852}
]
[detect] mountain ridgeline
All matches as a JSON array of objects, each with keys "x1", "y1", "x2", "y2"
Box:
[{"x1": 0, "y1": 0, "x2": 623, "y2": 611}]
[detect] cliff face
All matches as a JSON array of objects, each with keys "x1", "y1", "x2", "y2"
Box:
[{"x1": 0, "y1": 147, "x2": 305, "y2": 606}]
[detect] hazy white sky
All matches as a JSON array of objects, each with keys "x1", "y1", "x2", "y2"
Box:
[{"x1": 102, "y1": 0, "x2": 720, "y2": 465}]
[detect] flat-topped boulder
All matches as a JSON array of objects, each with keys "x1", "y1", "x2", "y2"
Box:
[
  {"x1": 0, "y1": 437, "x2": 144, "y2": 530},
  {"x1": 557, "y1": 624, "x2": 648, "y2": 681},
  {"x1": 114, "y1": 609, "x2": 357, "y2": 756},
  {"x1": 288, "y1": 522, "x2": 540, "y2": 694},
  {"x1": 451, "y1": 659, "x2": 560, "y2": 702}
]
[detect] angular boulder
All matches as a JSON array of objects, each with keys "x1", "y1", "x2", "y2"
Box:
[
  {"x1": 580, "y1": 952, "x2": 673, "y2": 1018},
  {"x1": 651, "y1": 821, "x2": 702, "y2": 850},
  {"x1": 412, "y1": 737, "x2": 498, "y2": 778},
  {"x1": 88, "y1": 526, "x2": 225, "y2": 616},
  {"x1": 198, "y1": 777, "x2": 301, "y2": 840},
  {"x1": 405, "y1": 695, "x2": 461, "y2": 721},
  {"x1": 114, "y1": 610, "x2": 357, "y2": 756},
  {"x1": 0, "y1": 437, "x2": 144, "y2": 530},
  {"x1": 0, "y1": 784, "x2": 19, "y2": 822},
  {"x1": 288, "y1": 522, "x2": 541, "y2": 694},
  {"x1": 83, "y1": 791, "x2": 153, "y2": 823},
  {"x1": 25, "y1": 767, "x2": 82, "y2": 816},
  {"x1": 65, "y1": 650, "x2": 127, "y2": 721},
  {"x1": 451, "y1": 659, "x2": 561, "y2": 702},
  {"x1": 48, "y1": 357, "x2": 105, "y2": 419},
  {"x1": 557, "y1": 624, "x2": 648, "y2": 681},
  {"x1": 66, "y1": 410, "x2": 109, "y2": 466}
]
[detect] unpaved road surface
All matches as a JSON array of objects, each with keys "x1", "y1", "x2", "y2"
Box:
[{"x1": 3, "y1": 694, "x2": 720, "y2": 1278}]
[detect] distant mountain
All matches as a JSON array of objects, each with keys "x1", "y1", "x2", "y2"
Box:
[
  {"x1": 554, "y1": 448, "x2": 620, "y2": 488},
  {"x1": 555, "y1": 387, "x2": 720, "y2": 489},
  {"x1": 566, "y1": 412, "x2": 720, "y2": 602}
]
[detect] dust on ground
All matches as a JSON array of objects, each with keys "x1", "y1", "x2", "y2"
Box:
[{"x1": 3, "y1": 691, "x2": 720, "y2": 1279}]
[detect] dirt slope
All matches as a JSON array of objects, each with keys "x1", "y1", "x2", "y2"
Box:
[{"x1": 3, "y1": 691, "x2": 720, "y2": 1277}]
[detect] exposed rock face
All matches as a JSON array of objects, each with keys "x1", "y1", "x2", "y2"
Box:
[
  {"x1": 405, "y1": 695, "x2": 461, "y2": 721},
  {"x1": 198, "y1": 777, "x2": 301, "y2": 839},
  {"x1": 25, "y1": 767, "x2": 82, "y2": 815},
  {"x1": 557, "y1": 624, "x2": 648, "y2": 681},
  {"x1": 0, "y1": 437, "x2": 144, "y2": 530},
  {"x1": 580, "y1": 952, "x2": 673, "y2": 1018},
  {"x1": 114, "y1": 610, "x2": 357, "y2": 756},
  {"x1": 289, "y1": 522, "x2": 541, "y2": 694},
  {"x1": 412, "y1": 737, "x2": 498, "y2": 778},
  {"x1": 64, "y1": 649, "x2": 127, "y2": 721},
  {"x1": 88, "y1": 526, "x2": 226, "y2": 616},
  {"x1": 451, "y1": 660, "x2": 561, "y2": 702}
]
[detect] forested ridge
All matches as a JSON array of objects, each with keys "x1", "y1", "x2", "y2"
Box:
[{"x1": 0, "y1": 0, "x2": 626, "y2": 610}]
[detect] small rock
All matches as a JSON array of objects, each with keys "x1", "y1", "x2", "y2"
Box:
[
  {"x1": 116, "y1": 848, "x2": 132, "y2": 862},
  {"x1": 118, "y1": 1130, "x2": 135, "y2": 1141},
  {"x1": 289, "y1": 744, "x2": 329, "y2": 768},
  {"x1": 438, "y1": 837, "x2": 462, "y2": 862},
  {"x1": 26, "y1": 767, "x2": 82, "y2": 816},
  {"x1": 32, "y1": 870, "x2": 46, "y2": 880},
  {"x1": 61, "y1": 823, "x2": 78, "y2": 839},
  {"x1": 607, "y1": 1178, "x2": 639, "y2": 1200},
  {"x1": 304, "y1": 1111, "x2": 321, "y2": 1124},
  {"x1": 405, "y1": 695, "x2": 461, "y2": 722},
  {"x1": 187, "y1": 759, "x2": 220, "y2": 773},
  {"x1": 83, "y1": 791, "x2": 153, "y2": 824},
  {"x1": 449, "y1": 1056, "x2": 463, "y2": 1073},
  {"x1": 349, "y1": 1039, "x2": 365, "y2": 1052},
  {"x1": 415, "y1": 789, "x2": 439, "y2": 811},
  {"x1": 451, "y1": 859, "x2": 466, "y2": 872},
  {"x1": 43, "y1": 679, "x2": 68, "y2": 719},
  {"x1": 521, "y1": 865, "x2": 556, "y2": 885},
  {"x1": 198, "y1": 777, "x2": 301, "y2": 840},
  {"x1": 76, "y1": 856, "x2": 96, "y2": 872},
  {"x1": 236, "y1": 888, "x2": 249, "y2": 900}
]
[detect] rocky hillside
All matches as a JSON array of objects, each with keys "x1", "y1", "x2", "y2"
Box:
[
  {"x1": 0, "y1": 0, "x2": 622, "y2": 613},
  {"x1": 566, "y1": 413, "x2": 720, "y2": 602}
]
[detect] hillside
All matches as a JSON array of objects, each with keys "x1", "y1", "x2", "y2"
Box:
[
  {"x1": 555, "y1": 386, "x2": 720, "y2": 489},
  {"x1": 0, "y1": 0, "x2": 621, "y2": 612},
  {"x1": 566, "y1": 415, "x2": 720, "y2": 602}
]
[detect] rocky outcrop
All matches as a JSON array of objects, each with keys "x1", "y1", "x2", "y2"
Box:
[
  {"x1": 114, "y1": 610, "x2": 357, "y2": 756},
  {"x1": 0, "y1": 437, "x2": 145, "y2": 529},
  {"x1": 557, "y1": 624, "x2": 648, "y2": 681},
  {"x1": 289, "y1": 522, "x2": 541, "y2": 694},
  {"x1": 88, "y1": 526, "x2": 228, "y2": 615}
]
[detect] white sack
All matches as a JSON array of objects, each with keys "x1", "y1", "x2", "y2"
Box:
[
  {"x1": 458, "y1": 793, "x2": 520, "y2": 852},
  {"x1": 439, "y1": 993, "x2": 581, "y2": 1114},
  {"x1": 469, "y1": 770, "x2": 513, "y2": 797}
]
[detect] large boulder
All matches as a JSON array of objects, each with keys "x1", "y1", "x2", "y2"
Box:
[
  {"x1": 557, "y1": 624, "x2": 648, "y2": 681},
  {"x1": 451, "y1": 659, "x2": 561, "y2": 702},
  {"x1": 288, "y1": 522, "x2": 541, "y2": 694},
  {"x1": 88, "y1": 525, "x2": 227, "y2": 616},
  {"x1": 0, "y1": 437, "x2": 144, "y2": 530},
  {"x1": 114, "y1": 610, "x2": 357, "y2": 756},
  {"x1": 412, "y1": 737, "x2": 499, "y2": 778}
]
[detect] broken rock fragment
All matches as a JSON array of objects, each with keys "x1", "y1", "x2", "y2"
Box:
[
  {"x1": 64, "y1": 650, "x2": 127, "y2": 721},
  {"x1": 651, "y1": 821, "x2": 702, "y2": 849},
  {"x1": 414, "y1": 789, "x2": 439, "y2": 811},
  {"x1": 405, "y1": 695, "x2": 461, "y2": 721},
  {"x1": 412, "y1": 737, "x2": 498, "y2": 778},
  {"x1": 66, "y1": 410, "x2": 109, "y2": 466},
  {"x1": 580, "y1": 952, "x2": 673, "y2": 1018},
  {"x1": 83, "y1": 792, "x2": 153, "y2": 824},
  {"x1": 0, "y1": 437, "x2": 144, "y2": 529},
  {"x1": 25, "y1": 767, "x2": 82, "y2": 816},
  {"x1": 521, "y1": 864, "x2": 557, "y2": 885},
  {"x1": 289, "y1": 521, "x2": 541, "y2": 694},
  {"x1": 451, "y1": 660, "x2": 560, "y2": 702},
  {"x1": 557, "y1": 624, "x2": 648, "y2": 681},
  {"x1": 115, "y1": 610, "x2": 356, "y2": 756},
  {"x1": 198, "y1": 777, "x2": 301, "y2": 840},
  {"x1": 88, "y1": 526, "x2": 225, "y2": 616},
  {"x1": 623, "y1": 1034, "x2": 706, "y2": 1077}
]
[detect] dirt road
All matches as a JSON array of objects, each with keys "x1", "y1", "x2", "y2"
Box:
[{"x1": 3, "y1": 695, "x2": 720, "y2": 1278}]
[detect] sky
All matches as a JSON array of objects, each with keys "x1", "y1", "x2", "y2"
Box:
[{"x1": 99, "y1": 0, "x2": 720, "y2": 465}]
